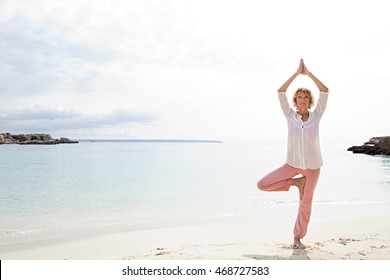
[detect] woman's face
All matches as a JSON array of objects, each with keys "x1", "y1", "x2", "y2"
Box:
[{"x1": 296, "y1": 91, "x2": 311, "y2": 111}]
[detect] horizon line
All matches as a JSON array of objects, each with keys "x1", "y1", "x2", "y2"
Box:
[{"x1": 76, "y1": 139, "x2": 224, "y2": 143}]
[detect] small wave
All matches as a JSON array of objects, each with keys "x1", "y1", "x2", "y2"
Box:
[{"x1": 314, "y1": 200, "x2": 390, "y2": 205}]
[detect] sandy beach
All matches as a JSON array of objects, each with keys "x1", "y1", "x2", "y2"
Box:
[{"x1": 1, "y1": 214, "x2": 389, "y2": 260}]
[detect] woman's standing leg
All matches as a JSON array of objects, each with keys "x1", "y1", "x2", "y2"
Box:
[{"x1": 293, "y1": 168, "x2": 321, "y2": 245}]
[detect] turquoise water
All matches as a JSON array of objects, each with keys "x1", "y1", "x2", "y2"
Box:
[{"x1": 1, "y1": 141, "x2": 390, "y2": 246}]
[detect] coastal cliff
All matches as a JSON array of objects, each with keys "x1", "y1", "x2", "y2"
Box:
[
  {"x1": 0, "y1": 133, "x2": 78, "y2": 145},
  {"x1": 348, "y1": 136, "x2": 390, "y2": 156}
]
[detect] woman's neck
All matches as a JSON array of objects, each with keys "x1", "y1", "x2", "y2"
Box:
[{"x1": 297, "y1": 109, "x2": 309, "y2": 116}]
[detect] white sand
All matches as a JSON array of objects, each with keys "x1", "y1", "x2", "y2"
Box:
[{"x1": 1, "y1": 214, "x2": 389, "y2": 260}]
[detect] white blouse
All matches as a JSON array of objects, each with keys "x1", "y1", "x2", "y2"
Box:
[{"x1": 278, "y1": 91, "x2": 329, "y2": 170}]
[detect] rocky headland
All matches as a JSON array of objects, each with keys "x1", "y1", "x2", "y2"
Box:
[
  {"x1": 348, "y1": 136, "x2": 390, "y2": 156},
  {"x1": 0, "y1": 133, "x2": 78, "y2": 145}
]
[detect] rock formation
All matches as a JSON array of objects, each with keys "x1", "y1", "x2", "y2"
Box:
[
  {"x1": 347, "y1": 136, "x2": 390, "y2": 156},
  {"x1": 0, "y1": 133, "x2": 78, "y2": 145}
]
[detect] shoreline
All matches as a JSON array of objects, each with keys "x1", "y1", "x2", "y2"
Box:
[{"x1": 1, "y1": 213, "x2": 389, "y2": 260}]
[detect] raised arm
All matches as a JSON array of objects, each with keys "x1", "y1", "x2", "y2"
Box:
[
  {"x1": 301, "y1": 60, "x2": 329, "y2": 93},
  {"x1": 277, "y1": 60, "x2": 304, "y2": 92}
]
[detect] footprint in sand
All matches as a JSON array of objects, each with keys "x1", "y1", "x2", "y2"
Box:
[
  {"x1": 338, "y1": 238, "x2": 360, "y2": 245},
  {"x1": 155, "y1": 247, "x2": 170, "y2": 256},
  {"x1": 371, "y1": 245, "x2": 386, "y2": 249}
]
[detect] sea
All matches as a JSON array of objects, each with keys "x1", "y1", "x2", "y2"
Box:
[{"x1": 1, "y1": 140, "x2": 390, "y2": 249}]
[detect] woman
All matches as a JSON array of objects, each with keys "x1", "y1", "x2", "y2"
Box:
[{"x1": 257, "y1": 59, "x2": 329, "y2": 249}]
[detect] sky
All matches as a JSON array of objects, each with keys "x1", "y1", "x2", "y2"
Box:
[{"x1": 1, "y1": 0, "x2": 389, "y2": 145}]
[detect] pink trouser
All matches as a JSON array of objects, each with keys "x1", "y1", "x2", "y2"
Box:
[{"x1": 257, "y1": 163, "x2": 320, "y2": 239}]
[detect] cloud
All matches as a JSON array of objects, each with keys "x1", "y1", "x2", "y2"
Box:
[
  {"x1": 0, "y1": 106, "x2": 80, "y2": 121},
  {"x1": 0, "y1": 16, "x2": 115, "y2": 96},
  {"x1": 0, "y1": 106, "x2": 154, "y2": 133}
]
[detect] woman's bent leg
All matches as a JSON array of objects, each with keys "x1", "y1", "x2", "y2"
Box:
[{"x1": 257, "y1": 164, "x2": 299, "y2": 192}]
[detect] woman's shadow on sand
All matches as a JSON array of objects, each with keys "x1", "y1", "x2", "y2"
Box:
[{"x1": 242, "y1": 247, "x2": 311, "y2": 260}]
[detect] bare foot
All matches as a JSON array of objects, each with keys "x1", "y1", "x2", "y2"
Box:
[
  {"x1": 293, "y1": 176, "x2": 306, "y2": 200},
  {"x1": 293, "y1": 238, "x2": 306, "y2": 249}
]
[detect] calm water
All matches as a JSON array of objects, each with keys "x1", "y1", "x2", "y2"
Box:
[{"x1": 1, "y1": 141, "x2": 390, "y2": 245}]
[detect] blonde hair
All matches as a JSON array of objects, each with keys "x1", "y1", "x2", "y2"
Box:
[{"x1": 293, "y1": 87, "x2": 314, "y2": 110}]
